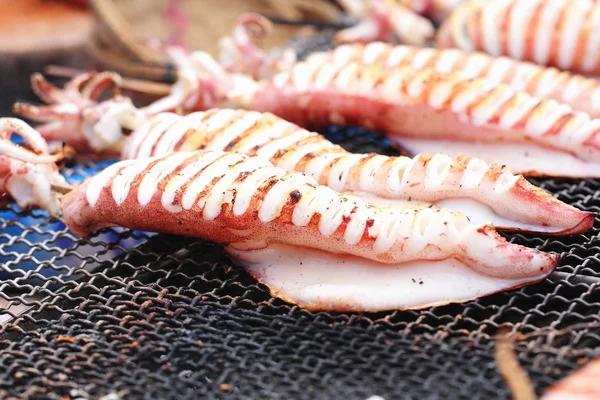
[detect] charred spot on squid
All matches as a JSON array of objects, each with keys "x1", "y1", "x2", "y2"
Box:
[{"x1": 289, "y1": 190, "x2": 302, "y2": 204}]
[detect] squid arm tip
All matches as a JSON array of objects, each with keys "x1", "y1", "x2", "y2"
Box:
[{"x1": 30, "y1": 72, "x2": 44, "y2": 82}]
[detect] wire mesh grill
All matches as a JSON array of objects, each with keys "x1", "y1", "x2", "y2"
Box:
[{"x1": 1, "y1": 125, "x2": 599, "y2": 400}]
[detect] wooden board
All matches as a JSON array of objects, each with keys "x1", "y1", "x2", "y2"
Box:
[{"x1": 0, "y1": 0, "x2": 93, "y2": 55}]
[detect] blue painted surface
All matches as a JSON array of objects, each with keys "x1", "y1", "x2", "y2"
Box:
[{"x1": 0, "y1": 159, "x2": 151, "y2": 284}]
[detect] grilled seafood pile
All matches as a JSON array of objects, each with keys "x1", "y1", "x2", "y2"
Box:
[
  {"x1": 0, "y1": 6, "x2": 597, "y2": 400},
  {"x1": 4, "y1": 2, "x2": 600, "y2": 315},
  {"x1": 13, "y1": 82, "x2": 594, "y2": 235}
]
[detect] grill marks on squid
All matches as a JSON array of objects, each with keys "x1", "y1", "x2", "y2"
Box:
[
  {"x1": 123, "y1": 110, "x2": 512, "y2": 198},
  {"x1": 440, "y1": 0, "x2": 600, "y2": 75},
  {"x1": 87, "y1": 150, "x2": 483, "y2": 255}
]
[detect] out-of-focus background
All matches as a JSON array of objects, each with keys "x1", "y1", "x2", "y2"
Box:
[{"x1": 0, "y1": 0, "x2": 343, "y2": 115}]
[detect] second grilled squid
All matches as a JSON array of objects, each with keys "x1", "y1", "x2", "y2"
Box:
[{"x1": 214, "y1": 15, "x2": 600, "y2": 122}]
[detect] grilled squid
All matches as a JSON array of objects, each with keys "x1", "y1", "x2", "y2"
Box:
[
  {"x1": 60, "y1": 149, "x2": 558, "y2": 312},
  {"x1": 0, "y1": 118, "x2": 67, "y2": 215},
  {"x1": 139, "y1": 51, "x2": 600, "y2": 178},
  {"x1": 336, "y1": 0, "x2": 436, "y2": 46},
  {"x1": 121, "y1": 109, "x2": 593, "y2": 235},
  {"x1": 306, "y1": 42, "x2": 600, "y2": 120},
  {"x1": 541, "y1": 358, "x2": 600, "y2": 400},
  {"x1": 437, "y1": 0, "x2": 600, "y2": 75}
]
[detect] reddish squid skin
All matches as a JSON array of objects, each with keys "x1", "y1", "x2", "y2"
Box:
[{"x1": 0, "y1": 156, "x2": 12, "y2": 202}]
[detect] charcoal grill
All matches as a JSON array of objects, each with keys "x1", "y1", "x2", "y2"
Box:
[{"x1": 1, "y1": 35, "x2": 600, "y2": 399}]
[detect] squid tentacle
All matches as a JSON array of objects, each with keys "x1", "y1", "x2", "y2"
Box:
[
  {"x1": 218, "y1": 12, "x2": 296, "y2": 80},
  {"x1": 14, "y1": 72, "x2": 142, "y2": 154},
  {"x1": 336, "y1": 0, "x2": 436, "y2": 46},
  {"x1": 13, "y1": 102, "x2": 80, "y2": 123},
  {"x1": 64, "y1": 71, "x2": 97, "y2": 95},
  {"x1": 0, "y1": 118, "x2": 54, "y2": 158},
  {"x1": 81, "y1": 71, "x2": 122, "y2": 100},
  {"x1": 30, "y1": 73, "x2": 74, "y2": 105}
]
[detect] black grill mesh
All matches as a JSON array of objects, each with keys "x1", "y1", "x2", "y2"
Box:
[{"x1": 1, "y1": 125, "x2": 599, "y2": 399}]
